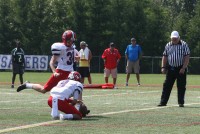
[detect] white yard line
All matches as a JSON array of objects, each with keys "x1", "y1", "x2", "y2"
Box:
[
  {"x1": 0, "y1": 120, "x2": 61, "y2": 133},
  {"x1": 0, "y1": 99, "x2": 47, "y2": 103},
  {"x1": 0, "y1": 107, "x2": 49, "y2": 110},
  {"x1": 0, "y1": 102, "x2": 200, "y2": 133},
  {"x1": 91, "y1": 102, "x2": 200, "y2": 116}
]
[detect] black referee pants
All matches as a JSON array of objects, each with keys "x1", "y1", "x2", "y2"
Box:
[{"x1": 160, "y1": 66, "x2": 186, "y2": 105}]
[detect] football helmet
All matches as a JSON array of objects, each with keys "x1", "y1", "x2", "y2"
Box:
[
  {"x1": 62, "y1": 30, "x2": 76, "y2": 46},
  {"x1": 68, "y1": 71, "x2": 81, "y2": 82}
]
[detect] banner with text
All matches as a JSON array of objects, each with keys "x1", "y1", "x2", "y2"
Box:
[{"x1": 0, "y1": 55, "x2": 49, "y2": 70}]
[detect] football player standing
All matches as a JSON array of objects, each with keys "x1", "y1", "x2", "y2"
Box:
[
  {"x1": 11, "y1": 40, "x2": 25, "y2": 88},
  {"x1": 17, "y1": 30, "x2": 79, "y2": 94}
]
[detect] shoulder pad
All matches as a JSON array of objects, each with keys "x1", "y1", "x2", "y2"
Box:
[{"x1": 51, "y1": 43, "x2": 65, "y2": 55}]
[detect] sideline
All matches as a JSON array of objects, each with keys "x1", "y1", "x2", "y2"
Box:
[{"x1": 0, "y1": 102, "x2": 200, "y2": 133}]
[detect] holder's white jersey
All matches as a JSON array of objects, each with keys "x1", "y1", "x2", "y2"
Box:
[
  {"x1": 51, "y1": 42, "x2": 78, "y2": 71},
  {"x1": 50, "y1": 79, "x2": 83, "y2": 100}
]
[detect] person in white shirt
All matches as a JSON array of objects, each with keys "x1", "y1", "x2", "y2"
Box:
[
  {"x1": 77, "y1": 41, "x2": 92, "y2": 84},
  {"x1": 17, "y1": 30, "x2": 80, "y2": 93},
  {"x1": 48, "y1": 71, "x2": 90, "y2": 120}
]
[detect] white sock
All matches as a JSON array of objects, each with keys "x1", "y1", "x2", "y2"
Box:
[
  {"x1": 26, "y1": 83, "x2": 33, "y2": 89},
  {"x1": 51, "y1": 97, "x2": 59, "y2": 118},
  {"x1": 60, "y1": 114, "x2": 73, "y2": 120}
]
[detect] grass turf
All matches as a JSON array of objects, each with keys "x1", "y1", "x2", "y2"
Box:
[{"x1": 0, "y1": 72, "x2": 200, "y2": 134}]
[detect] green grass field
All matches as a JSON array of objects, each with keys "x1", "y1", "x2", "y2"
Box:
[{"x1": 0, "y1": 72, "x2": 200, "y2": 134}]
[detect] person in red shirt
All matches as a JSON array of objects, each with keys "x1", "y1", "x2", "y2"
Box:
[{"x1": 102, "y1": 42, "x2": 121, "y2": 88}]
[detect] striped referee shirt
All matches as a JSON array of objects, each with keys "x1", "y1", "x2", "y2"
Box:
[{"x1": 163, "y1": 40, "x2": 190, "y2": 67}]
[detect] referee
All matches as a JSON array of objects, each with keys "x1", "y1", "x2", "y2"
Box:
[{"x1": 158, "y1": 31, "x2": 190, "y2": 107}]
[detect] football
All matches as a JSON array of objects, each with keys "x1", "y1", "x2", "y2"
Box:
[{"x1": 79, "y1": 103, "x2": 90, "y2": 117}]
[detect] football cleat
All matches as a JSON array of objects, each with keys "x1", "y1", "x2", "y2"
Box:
[
  {"x1": 179, "y1": 104, "x2": 184, "y2": 107},
  {"x1": 157, "y1": 103, "x2": 167, "y2": 107},
  {"x1": 17, "y1": 81, "x2": 29, "y2": 92}
]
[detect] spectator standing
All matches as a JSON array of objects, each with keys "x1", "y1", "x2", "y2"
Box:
[
  {"x1": 158, "y1": 31, "x2": 190, "y2": 107},
  {"x1": 11, "y1": 40, "x2": 25, "y2": 88},
  {"x1": 78, "y1": 41, "x2": 92, "y2": 84},
  {"x1": 102, "y1": 42, "x2": 121, "y2": 89},
  {"x1": 125, "y1": 38, "x2": 142, "y2": 86},
  {"x1": 17, "y1": 30, "x2": 79, "y2": 93}
]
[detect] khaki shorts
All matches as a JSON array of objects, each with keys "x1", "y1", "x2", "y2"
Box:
[
  {"x1": 126, "y1": 60, "x2": 140, "y2": 73},
  {"x1": 104, "y1": 67, "x2": 117, "y2": 78}
]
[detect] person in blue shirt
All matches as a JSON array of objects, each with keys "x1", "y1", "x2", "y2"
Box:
[{"x1": 125, "y1": 38, "x2": 142, "y2": 86}]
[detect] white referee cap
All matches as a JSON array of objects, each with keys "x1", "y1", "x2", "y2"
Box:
[{"x1": 170, "y1": 31, "x2": 179, "y2": 38}]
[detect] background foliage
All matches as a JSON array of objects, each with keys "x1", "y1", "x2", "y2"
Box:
[{"x1": 0, "y1": 0, "x2": 199, "y2": 57}]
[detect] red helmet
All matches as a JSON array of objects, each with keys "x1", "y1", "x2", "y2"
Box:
[
  {"x1": 62, "y1": 30, "x2": 76, "y2": 46},
  {"x1": 68, "y1": 71, "x2": 81, "y2": 82}
]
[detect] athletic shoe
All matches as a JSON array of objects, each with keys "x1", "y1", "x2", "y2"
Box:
[
  {"x1": 125, "y1": 83, "x2": 128, "y2": 86},
  {"x1": 114, "y1": 86, "x2": 118, "y2": 89},
  {"x1": 137, "y1": 83, "x2": 141, "y2": 86},
  {"x1": 179, "y1": 104, "x2": 184, "y2": 107},
  {"x1": 17, "y1": 81, "x2": 29, "y2": 92},
  {"x1": 11, "y1": 85, "x2": 14, "y2": 88},
  {"x1": 157, "y1": 103, "x2": 167, "y2": 107}
]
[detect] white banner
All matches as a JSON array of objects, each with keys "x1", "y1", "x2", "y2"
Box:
[{"x1": 0, "y1": 55, "x2": 49, "y2": 70}]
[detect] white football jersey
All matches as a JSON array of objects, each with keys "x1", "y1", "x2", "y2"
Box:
[
  {"x1": 50, "y1": 79, "x2": 83, "y2": 100},
  {"x1": 51, "y1": 42, "x2": 78, "y2": 71}
]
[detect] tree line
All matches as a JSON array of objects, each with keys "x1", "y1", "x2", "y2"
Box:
[{"x1": 0, "y1": 0, "x2": 199, "y2": 57}]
